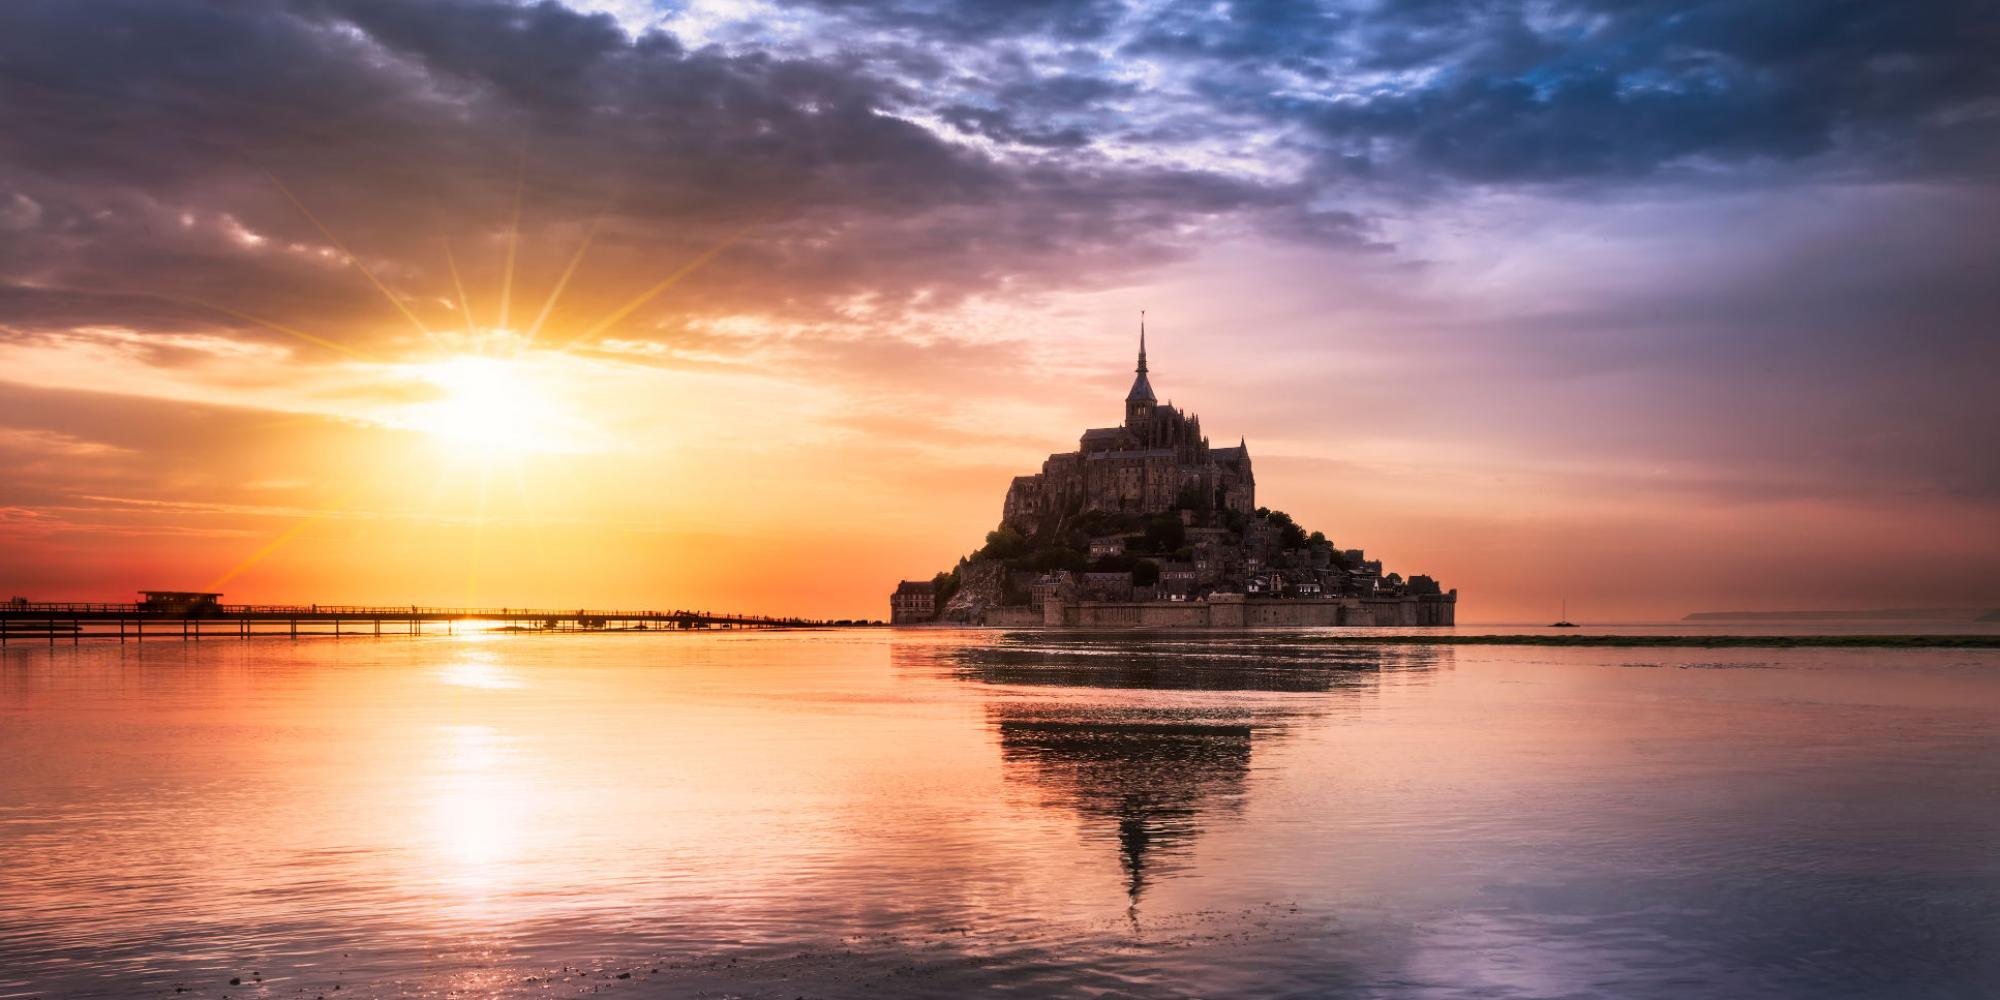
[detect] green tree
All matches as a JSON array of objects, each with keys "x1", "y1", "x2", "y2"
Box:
[
  {"x1": 1132, "y1": 559, "x2": 1161, "y2": 587},
  {"x1": 931, "y1": 566, "x2": 961, "y2": 606},
  {"x1": 978, "y1": 525, "x2": 1030, "y2": 561}
]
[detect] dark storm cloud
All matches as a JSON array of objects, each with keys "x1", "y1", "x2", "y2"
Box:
[
  {"x1": 0, "y1": 0, "x2": 1324, "y2": 347},
  {"x1": 791, "y1": 0, "x2": 1128, "y2": 43},
  {"x1": 1137, "y1": 0, "x2": 2000, "y2": 182},
  {"x1": 1, "y1": 0, "x2": 1995, "y2": 351}
]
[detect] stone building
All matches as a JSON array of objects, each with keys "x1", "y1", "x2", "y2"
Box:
[
  {"x1": 889, "y1": 580, "x2": 936, "y2": 623},
  {"x1": 1003, "y1": 327, "x2": 1255, "y2": 533}
]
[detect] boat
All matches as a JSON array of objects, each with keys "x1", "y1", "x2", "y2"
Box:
[{"x1": 1550, "y1": 598, "x2": 1578, "y2": 628}]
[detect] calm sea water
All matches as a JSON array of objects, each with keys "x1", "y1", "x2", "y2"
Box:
[{"x1": 2, "y1": 629, "x2": 1996, "y2": 999}]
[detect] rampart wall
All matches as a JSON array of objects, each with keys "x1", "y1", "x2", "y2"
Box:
[{"x1": 1023, "y1": 595, "x2": 1454, "y2": 628}]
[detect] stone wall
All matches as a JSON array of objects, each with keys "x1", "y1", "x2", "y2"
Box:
[
  {"x1": 982, "y1": 606, "x2": 1043, "y2": 627},
  {"x1": 1037, "y1": 594, "x2": 1454, "y2": 628}
]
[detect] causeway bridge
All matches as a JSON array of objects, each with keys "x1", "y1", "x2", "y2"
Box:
[{"x1": 1, "y1": 596, "x2": 860, "y2": 644}]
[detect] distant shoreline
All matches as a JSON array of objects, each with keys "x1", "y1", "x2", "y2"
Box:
[
  {"x1": 1293, "y1": 634, "x2": 2000, "y2": 648},
  {"x1": 1683, "y1": 608, "x2": 1997, "y2": 622}
]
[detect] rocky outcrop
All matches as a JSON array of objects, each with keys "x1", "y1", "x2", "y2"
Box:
[{"x1": 938, "y1": 562, "x2": 1007, "y2": 623}]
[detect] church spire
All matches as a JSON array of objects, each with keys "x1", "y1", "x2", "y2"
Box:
[
  {"x1": 1125, "y1": 311, "x2": 1156, "y2": 405},
  {"x1": 1137, "y1": 310, "x2": 1148, "y2": 374}
]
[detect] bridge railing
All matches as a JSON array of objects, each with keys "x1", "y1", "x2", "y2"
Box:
[{"x1": 0, "y1": 602, "x2": 822, "y2": 624}]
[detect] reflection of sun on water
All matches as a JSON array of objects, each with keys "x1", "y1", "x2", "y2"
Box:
[
  {"x1": 439, "y1": 651, "x2": 524, "y2": 689},
  {"x1": 429, "y1": 718, "x2": 526, "y2": 896}
]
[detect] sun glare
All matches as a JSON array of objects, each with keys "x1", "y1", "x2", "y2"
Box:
[{"x1": 410, "y1": 355, "x2": 566, "y2": 454}]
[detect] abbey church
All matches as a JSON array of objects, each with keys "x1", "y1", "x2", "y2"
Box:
[{"x1": 1002, "y1": 327, "x2": 1257, "y2": 532}]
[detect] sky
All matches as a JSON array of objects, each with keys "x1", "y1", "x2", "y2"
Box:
[{"x1": 1, "y1": 0, "x2": 1995, "y2": 622}]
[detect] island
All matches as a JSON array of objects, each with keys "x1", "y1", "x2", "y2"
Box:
[{"x1": 892, "y1": 327, "x2": 1456, "y2": 627}]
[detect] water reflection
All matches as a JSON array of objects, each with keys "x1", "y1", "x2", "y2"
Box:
[
  {"x1": 934, "y1": 632, "x2": 1451, "y2": 908},
  {"x1": 996, "y1": 711, "x2": 1251, "y2": 906},
  {"x1": 950, "y1": 630, "x2": 1449, "y2": 691},
  {"x1": 437, "y1": 650, "x2": 525, "y2": 689},
  {"x1": 8, "y1": 632, "x2": 1991, "y2": 999},
  {"x1": 430, "y1": 724, "x2": 519, "y2": 877}
]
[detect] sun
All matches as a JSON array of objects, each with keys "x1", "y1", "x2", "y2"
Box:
[{"x1": 408, "y1": 354, "x2": 568, "y2": 454}]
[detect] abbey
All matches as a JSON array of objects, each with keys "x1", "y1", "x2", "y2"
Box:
[
  {"x1": 1002, "y1": 327, "x2": 1257, "y2": 531},
  {"x1": 893, "y1": 325, "x2": 1455, "y2": 628}
]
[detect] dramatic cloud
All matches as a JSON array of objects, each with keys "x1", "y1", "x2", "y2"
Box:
[{"x1": 0, "y1": 0, "x2": 1995, "y2": 617}]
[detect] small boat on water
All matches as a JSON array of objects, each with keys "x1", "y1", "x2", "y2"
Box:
[{"x1": 1551, "y1": 598, "x2": 1578, "y2": 628}]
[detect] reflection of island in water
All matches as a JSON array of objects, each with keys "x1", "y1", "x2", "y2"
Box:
[
  {"x1": 929, "y1": 635, "x2": 1449, "y2": 908},
  {"x1": 997, "y1": 711, "x2": 1251, "y2": 905}
]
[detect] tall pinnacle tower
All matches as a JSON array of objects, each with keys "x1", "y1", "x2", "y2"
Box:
[
  {"x1": 1126, "y1": 312, "x2": 1157, "y2": 429},
  {"x1": 1137, "y1": 312, "x2": 1148, "y2": 374}
]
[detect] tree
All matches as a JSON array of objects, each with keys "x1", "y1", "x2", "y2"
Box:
[
  {"x1": 1143, "y1": 514, "x2": 1185, "y2": 552},
  {"x1": 932, "y1": 566, "x2": 962, "y2": 606},
  {"x1": 1132, "y1": 559, "x2": 1161, "y2": 587},
  {"x1": 978, "y1": 525, "x2": 1030, "y2": 561}
]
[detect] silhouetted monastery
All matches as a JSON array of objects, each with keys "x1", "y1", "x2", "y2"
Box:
[
  {"x1": 894, "y1": 324, "x2": 1455, "y2": 627},
  {"x1": 1002, "y1": 328, "x2": 1257, "y2": 527}
]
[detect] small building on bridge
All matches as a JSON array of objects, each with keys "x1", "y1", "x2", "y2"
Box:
[{"x1": 139, "y1": 591, "x2": 223, "y2": 616}]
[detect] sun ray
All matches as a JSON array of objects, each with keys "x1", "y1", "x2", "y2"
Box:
[
  {"x1": 496, "y1": 145, "x2": 527, "y2": 333},
  {"x1": 522, "y1": 209, "x2": 607, "y2": 349},
  {"x1": 463, "y1": 458, "x2": 498, "y2": 605},
  {"x1": 444, "y1": 238, "x2": 478, "y2": 336},
  {"x1": 203, "y1": 487, "x2": 361, "y2": 591},
  {"x1": 261, "y1": 167, "x2": 436, "y2": 344},
  {"x1": 173, "y1": 295, "x2": 378, "y2": 363},
  {"x1": 548, "y1": 216, "x2": 763, "y2": 353}
]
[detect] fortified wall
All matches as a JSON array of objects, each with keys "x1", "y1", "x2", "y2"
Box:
[{"x1": 1034, "y1": 593, "x2": 1456, "y2": 628}]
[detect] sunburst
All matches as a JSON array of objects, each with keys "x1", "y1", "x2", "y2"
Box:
[{"x1": 193, "y1": 152, "x2": 766, "y2": 599}]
